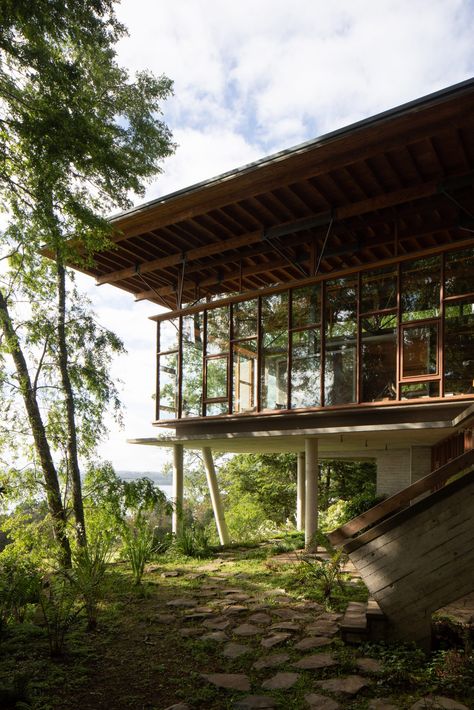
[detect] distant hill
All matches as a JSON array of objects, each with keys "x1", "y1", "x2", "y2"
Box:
[{"x1": 116, "y1": 470, "x2": 172, "y2": 486}]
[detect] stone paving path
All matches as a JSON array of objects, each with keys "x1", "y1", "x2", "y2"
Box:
[{"x1": 159, "y1": 568, "x2": 470, "y2": 710}]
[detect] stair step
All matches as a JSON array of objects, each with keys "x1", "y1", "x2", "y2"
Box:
[{"x1": 340, "y1": 600, "x2": 387, "y2": 644}]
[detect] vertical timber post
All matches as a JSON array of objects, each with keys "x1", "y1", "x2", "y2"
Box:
[
  {"x1": 297, "y1": 451, "x2": 306, "y2": 532},
  {"x1": 305, "y1": 438, "x2": 319, "y2": 551},
  {"x1": 172, "y1": 444, "x2": 184, "y2": 536},
  {"x1": 202, "y1": 447, "x2": 230, "y2": 546}
]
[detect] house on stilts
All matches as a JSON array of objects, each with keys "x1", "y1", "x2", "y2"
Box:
[{"x1": 76, "y1": 79, "x2": 474, "y2": 646}]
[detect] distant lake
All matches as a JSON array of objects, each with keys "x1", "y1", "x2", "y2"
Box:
[{"x1": 117, "y1": 471, "x2": 173, "y2": 499}]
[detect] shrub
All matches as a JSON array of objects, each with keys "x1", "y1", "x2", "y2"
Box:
[
  {"x1": 39, "y1": 575, "x2": 82, "y2": 657},
  {"x1": 0, "y1": 548, "x2": 41, "y2": 628},
  {"x1": 172, "y1": 525, "x2": 211, "y2": 558},
  {"x1": 67, "y1": 532, "x2": 112, "y2": 629},
  {"x1": 121, "y1": 518, "x2": 155, "y2": 585}
]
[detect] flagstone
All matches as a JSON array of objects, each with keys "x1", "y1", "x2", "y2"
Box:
[
  {"x1": 410, "y1": 697, "x2": 469, "y2": 710},
  {"x1": 201, "y1": 631, "x2": 228, "y2": 642},
  {"x1": 167, "y1": 598, "x2": 198, "y2": 608},
  {"x1": 269, "y1": 621, "x2": 300, "y2": 632},
  {"x1": 224, "y1": 605, "x2": 249, "y2": 615},
  {"x1": 305, "y1": 621, "x2": 339, "y2": 636},
  {"x1": 356, "y1": 657, "x2": 384, "y2": 674},
  {"x1": 261, "y1": 632, "x2": 291, "y2": 648},
  {"x1": 223, "y1": 642, "x2": 252, "y2": 659},
  {"x1": 179, "y1": 628, "x2": 202, "y2": 637},
  {"x1": 317, "y1": 675, "x2": 369, "y2": 695},
  {"x1": 368, "y1": 700, "x2": 399, "y2": 710},
  {"x1": 292, "y1": 653, "x2": 337, "y2": 670},
  {"x1": 294, "y1": 636, "x2": 333, "y2": 651},
  {"x1": 305, "y1": 693, "x2": 341, "y2": 709},
  {"x1": 202, "y1": 673, "x2": 251, "y2": 691},
  {"x1": 261, "y1": 672, "x2": 300, "y2": 690},
  {"x1": 248, "y1": 612, "x2": 272, "y2": 625},
  {"x1": 202, "y1": 617, "x2": 231, "y2": 630},
  {"x1": 234, "y1": 623, "x2": 261, "y2": 636},
  {"x1": 156, "y1": 614, "x2": 176, "y2": 624},
  {"x1": 253, "y1": 653, "x2": 290, "y2": 670},
  {"x1": 233, "y1": 695, "x2": 276, "y2": 708}
]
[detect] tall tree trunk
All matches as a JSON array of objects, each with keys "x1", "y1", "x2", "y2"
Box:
[
  {"x1": 0, "y1": 287, "x2": 72, "y2": 567},
  {"x1": 55, "y1": 256, "x2": 87, "y2": 548}
]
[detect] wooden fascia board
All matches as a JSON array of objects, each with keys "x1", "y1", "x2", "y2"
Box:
[
  {"x1": 108, "y1": 98, "x2": 474, "y2": 242},
  {"x1": 97, "y1": 172, "x2": 474, "y2": 287}
]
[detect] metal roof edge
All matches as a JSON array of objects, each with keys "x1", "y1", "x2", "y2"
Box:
[{"x1": 109, "y1": 76, "x2": 474, "y2": 225}]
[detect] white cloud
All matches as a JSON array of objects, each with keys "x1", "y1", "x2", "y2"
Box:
[{"x1": 74, "y1": 0, "x2": 474, "y2": 473}]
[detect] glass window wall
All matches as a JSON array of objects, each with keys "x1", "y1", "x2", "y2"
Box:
[
  {"x1": 155, "y1": 247, "x2": 474, "y2": 420},
  {"x1": 261, "y1": 293, "x2": 288, "y2": 410},
  {"x1": 324, "y1": 278, "x2": 357, "y2": 405},
  {"x1": 181, "y1": 314, "x2": 203, "y2": 417}
]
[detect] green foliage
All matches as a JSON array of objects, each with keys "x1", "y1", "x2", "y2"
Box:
[
  {"x1": 121, "y1": 518, "x2": 155, "y2": 585},
  {"x1": 39, "y1": 575, "x2": 82, "y2": 657},
  {"x1": 220, "y1": 453, "x2": 297, "y2": 525},
  {"x1": 172, "y1": 525, "x2": 212, "y2": 559},
  {"x1": 297, "y1": 550, "x2": 347, "y2": 606},
  {"x1": 84, "y1": 464, "x2": 170, "y2": 585},
  {"x1": 67, "y1": 532, "x2": 112, "y2": 629},
  {"x1": 0, "y1": 547, "x2": 41, "y2": 628},
  {"x1": 319, "y1": 489, "x2": 384, "y2": 532},
  {"x1": 0, "y1": 0, "x2": 175, "y2": 558}
]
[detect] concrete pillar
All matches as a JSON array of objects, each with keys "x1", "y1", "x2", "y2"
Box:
[
  {"x1": 172, "y1": 444, "x2": 184, "y2": 536},
  {"x1": 296, "y1": 451, "x2": 306, "y2": 531},
  {"x1": 304, "y1": 438, "x2": 319, "y2": 551},
  {"x1": 202, "y1": 447, "x2": 230, "y2": 546},
  {"x1": 375, "y1": 448, "x2": 411, "y2": 497}
]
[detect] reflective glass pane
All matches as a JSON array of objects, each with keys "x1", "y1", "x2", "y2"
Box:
[
  {"x1": 444, "y1": 298, "x2": 474, "y2": 395},
  {"x1": 206, "y1": 356, "x2": 228, "y2": 399},
  {"x1": 206, "y1": 307, "x2": 230, "y2": 354},
  {"x1": 233, "y1": 299, "x2": 257, "y2": 339},
  {"x1": 361, "y1": 314, "x2": 397, "y2": 402},
  {"x1": 401, "y1": 381, "x2": 439, "y2": 399},
  {"x1": 181, "y1": 314, "x2": 203, "y2": 417},
  {"x1": 361, "y1": 266, "x2": 397, "y2": 314},
  {"x1": 292, "y1": 285, "x2": 320, "y2": 328},
  {"x1": 445, "y1": 247, "x2": 474, "y2": 297},
  {"x1": 206, "y1": 401, "x2": 228, "y2": 416},
  {"x1": 158, "y1": 352, "x2": 178, "y2": 419},
  {"x1": 261, "y1": 293, "x2": 288, "y2": 409},
  {"x1": 291, "y1": 329, "x2": 321, "y2": 408},
  {"x1": 402, "y1": 324, "x2": 438, "y2": 377},
  {"x1": 324, "y1": 278, "x2": 357, "y2": 405},
  {"x1": 233, "y1": 340, "x2": 257, "y2": 413},
  {"x1": 401, "y1": 256, "x2": 440, "y2": 321},
  {"x1": 159, "y1": 318, "x2": 179, "y2": 352}
]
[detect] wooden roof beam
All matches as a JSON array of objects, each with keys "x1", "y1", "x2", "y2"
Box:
[{"x1": 96, "y1": 171, "x2": 474, "y2": 287}]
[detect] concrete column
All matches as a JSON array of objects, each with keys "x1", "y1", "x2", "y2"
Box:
[
  {"x1": 296, "y1": 451, "x2": 306, "y2": 531},
  {"x1": 172, "y1": 444, "x2": 184, "y2": 536},
  {"x1": 202, "y1": 447, "x2": 230, "y2": 546},
  {"x1": 304, "y1": 438, "x2": 319, "y2": 551}
]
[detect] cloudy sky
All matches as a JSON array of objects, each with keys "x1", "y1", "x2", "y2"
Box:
[{"x1": 83, "y1": 0, "x2": 474, "y2": 472}]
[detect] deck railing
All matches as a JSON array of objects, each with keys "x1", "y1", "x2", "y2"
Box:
[{"x1": 328, "y1": 447, "x2": 474, "y2": 547}]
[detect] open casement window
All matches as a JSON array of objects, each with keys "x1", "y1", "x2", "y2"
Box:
[
  {"x1": 290, "y1": 284, "x2": 321, "y2": 408},
  {"x1": 232, "y1": 340, "x2": 257, "y2": 413},
  {"x1": 157, "y1": 318, "x2": 180, "y2": 419},
  {"x1": 181, "y1": 314, "x2": 204, "y2": 417},
  {"x1": 203, "y1": 307, "x2": 230, "y2": 415},
  {"x1": 360, "y1": 266, "x2": 398, "y2": 402},
  {"x1": 324, "y1": 277, "x2": 357, "y2": 406},
  {"x1": 260, "y1": 292, "x2": 288, "y2": 410},
  {"x1": 399, "y1": 256, "x2": 441, "y2": 399}
]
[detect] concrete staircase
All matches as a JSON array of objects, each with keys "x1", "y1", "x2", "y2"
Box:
[
  {"x1": 329, "y1": 449, "x2": 474, "y2": 648},
  {"x1": 340, "y1": 599, "x2": 386, "y2": 644}
]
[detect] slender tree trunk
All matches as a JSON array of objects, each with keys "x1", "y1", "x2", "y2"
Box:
[
  {"x1": 0, "y1": 287, "x2": 72, "y2": 567},
  {"x1": 55, "y1": 256, "x2": 87, "y2": 548}
]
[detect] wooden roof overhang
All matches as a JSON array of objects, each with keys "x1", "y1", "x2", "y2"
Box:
[{"x1": 79, "y1": 79, "x2": 474, "y2": 310}]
